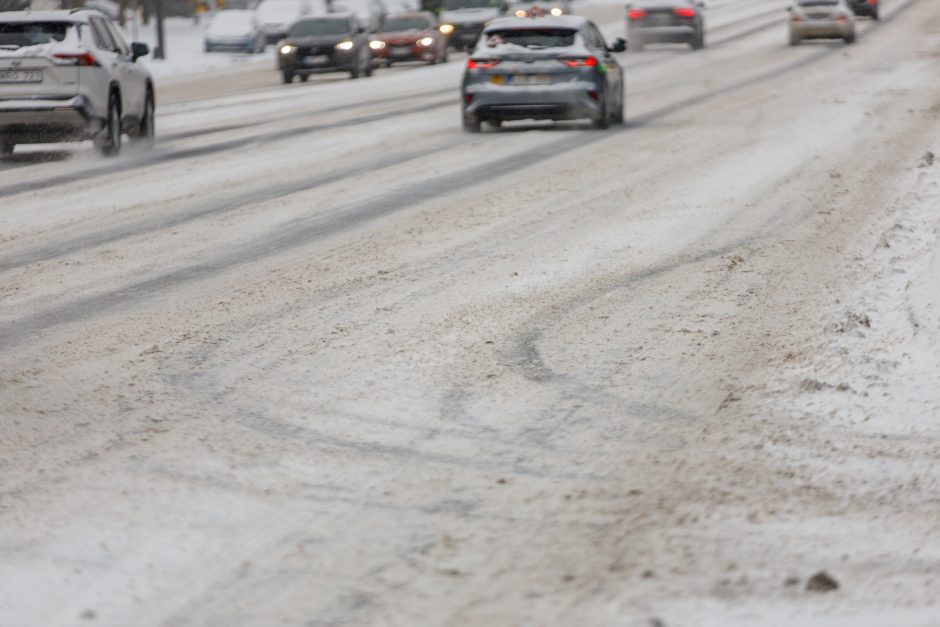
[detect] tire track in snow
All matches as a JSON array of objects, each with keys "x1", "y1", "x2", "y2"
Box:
[{"x1": 0, "y1": 0, "x2": 921, "y2": 347}]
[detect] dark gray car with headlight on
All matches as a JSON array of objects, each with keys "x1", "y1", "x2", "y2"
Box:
[{"x1": 460, "y1": 15, "x2": 625, "y2": 132}]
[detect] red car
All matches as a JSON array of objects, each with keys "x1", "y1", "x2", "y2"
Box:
[{"x1": 369, "y1": 12, "x2": 448, "y2": 66}]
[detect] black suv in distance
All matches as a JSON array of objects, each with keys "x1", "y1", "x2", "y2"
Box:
[
  {"x1": 847, "y1": 0, "x2": 878, "y2": 20},
  {"x1": 277, "y1": 14, "x2": 373, "y2": 82}
]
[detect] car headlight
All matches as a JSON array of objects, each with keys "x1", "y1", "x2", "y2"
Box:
[
  {"x1": 515, "y1": 9, "x2": 526, "y2": 16},
  {"x1": 279, "y1": 44, "x2": 296, "y2": 55},
  {"x1": 369, "y1": 39, "x2": 386, "y2": 49},
  {"x1": 336, "y1": 40, "x2": 354, "y2": 50},
  {"x1": 550, "y1": 7, "x2": 562, "y2": 15},
  {"x1": 439, "y1": 23, "x2": 454, "y2": 34},
  {"x1": 418, "y1": 36, "x2": 434, "y2": 46}
]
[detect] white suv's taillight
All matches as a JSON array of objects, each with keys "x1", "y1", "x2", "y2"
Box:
[{"x1": 53, "y1": 52, "x2": 99, "y2": 66}]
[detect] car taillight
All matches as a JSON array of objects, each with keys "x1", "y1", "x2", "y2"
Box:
[
  {"x1": 867, "y1": 0, "x2": 877, "y2": 4},
  {"x1": 834, "y1": 12, "x2": 847, "y2": 21},
  {"x1": 791, "y1": 13, "x2": 803, "y2": 21},
  {"x1": 466, "y1": 58, "x2": 500, "y2": 69},
  {"x1": 673, "y1": 7, "x2": 695, "y2": 17},
  {"x1": 559, "y1": 55, "x2": 597, "y2": 67},
  {"x1": 53, "y1": 52, "x2": 98, "y2": 66},
  {"x1": 627, "y1": 8, "x2": 647, "y2": 19}
]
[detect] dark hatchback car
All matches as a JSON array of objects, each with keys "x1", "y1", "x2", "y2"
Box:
[
  {"x1": 277, "y1": 14, "x2": 373, "y2": 82},
  {"x1": 847, "y1": 0, "x2": 878, "y2": 19},
  {"x1": 626, "y1": 0, "x2": 705, "y2": 51}
]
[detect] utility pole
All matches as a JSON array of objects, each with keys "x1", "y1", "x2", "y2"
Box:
[{"x1": 154, "y1": 0, "x2": 166, "y2": 59}]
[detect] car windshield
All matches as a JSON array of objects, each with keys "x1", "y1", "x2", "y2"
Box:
[
  {"x1": 0, "y1": 21, "x2": 74, "y2": 48},
  {"x1": 483, "y1": 27, "x2": 575, "y2": 49},
  {"x1": 289, "y1": 18, "x2": 351, "y2": 36},
  {"x1": 443, "y1": 0, "x2": 500, "y2": 10},
  {"x1": 381, "y1": 17, "x2": 430, "y2": 31}
]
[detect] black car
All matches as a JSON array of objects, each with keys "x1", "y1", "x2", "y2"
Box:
[
  {"x1": 277, "y1": 14, "x2": 373, "y2": 82},
  {"x1": 626, "y1": 0, "x2": 705, "y2": 51},
  {"x1": 847, "y1": 0, "x2": 878, "y2": 20}
]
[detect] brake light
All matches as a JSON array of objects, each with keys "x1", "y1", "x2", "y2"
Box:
[
  {"x1": 867, "y1": 0, "x2": 877, "y2": 4},
  {"x1": 673, "y1": 7, "x2": 695, "y2": 17},
  {"x1": 627, "y1": 8, "x2": 647, "y2": 19},
  {"x1": 53, "y1": 52, "x2": 98, "y2": 66},
  {"x1": 559, "y1": 55, "x2": 597, "y2": 67},
  {"x1": 791, "y1": 13, "x2": 803, "y2": 21},
  {"x1": 834, "y1": 12, "x2": 847, "y2": 21},
  {"x1": 466, "y1": 58, "x2": 500, "y2": 69}
]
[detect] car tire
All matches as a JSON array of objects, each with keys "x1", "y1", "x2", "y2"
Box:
[
  {"x1": 0, "y1": 140, "x2": 14, "y2": 156},
  {"x1": 485, "y1": 119, "x2": 501, "y2": 128},
  {"x1": 844, "y1": 30, "x2": 856, "y2": 44},
  {"x1": 592, "y1": 95, "x2": 609, "y2": 130},
  {"x1": 690, "y1": 30, "x2": 704, "y2": 50},
  {"x1": 364, "y1": 53, "x2": 373, "y2": 77},
  {"x1": 95, "y1": 91, "x2": 122, "y2": 157},
  {"x1": 130, "y1": 90, "x2": 155, "y2": 149},
  {"x1": 788, "y1": 31, "x2": 800, "y2": 46},
  {"x1": 282, "y1": 71, "x2": 294, "y2": 83},
  {"x1": 871, "y1": 7, "x2": 879, "y2": 20},
  {"x1": 462, "y1": 113, "x2": 481, "y2": 133},
  {"x1": 299, "y1": 74, "x2": 309, "y2": 82},
  {"x1": 611, "y1": 97, "x2": 624, "y2": 125}
]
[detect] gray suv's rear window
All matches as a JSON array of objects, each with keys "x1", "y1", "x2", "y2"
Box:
[
  {"x1": 484, "y1": 28, "x2": 576, "y2": 48},
  {"x1": 0, "y1": 21, "x2": 73, "y2": 48}
]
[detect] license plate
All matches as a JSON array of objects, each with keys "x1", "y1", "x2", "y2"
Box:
[
  {"x1": 303, "y1": 55, "x2": 329, "y2": 66},
  {"x1": 648, "y1": 14, "x2": 671, "y2": 25},
  {"x1": 509, "y1": 74, "x2": 551, "y2": 85},
  {"x1": 0, "y1": 69, "x2": 42, "y2": 83},
  {"x1": 391, "y1": 46, "x2": 412, "y2": 57}
]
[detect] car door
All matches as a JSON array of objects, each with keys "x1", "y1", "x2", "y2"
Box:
[
  {"x1": 586, "y1": 23, "x2": 621, "y2": 106},
  {"x1": 88, "y1": 16, "x2": 141, "y2": 122},
  {"x1": 105, "y1": 20, "x2": 148, "y2": 114}
]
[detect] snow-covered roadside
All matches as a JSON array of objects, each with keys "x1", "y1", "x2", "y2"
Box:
[
  {"x1": 123, "y1": 16, "x2": 275, "y2": 81},
  {"x1": 707, "y1": 145, "x2": 940, "y2": 626},
  {"x1": 762, "y1": 147, "x2": 940, "y2": 440}
]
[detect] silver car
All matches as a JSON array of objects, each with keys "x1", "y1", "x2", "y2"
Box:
[
  {"x1": 788, "y1": 0, "x2": 856, "y2": 45},
  {"x1": 505, "y1": 0, "x2": 573, "y2": 18},
  {"x1": 0, "y1": 10, "x2": 154, "y2": 156},
  {"x1": 626, "y1": 0, "x2": 706, "y2": 51},
  {"x1": 461, "y1": 15, "x2": 626, "y2": 131}
]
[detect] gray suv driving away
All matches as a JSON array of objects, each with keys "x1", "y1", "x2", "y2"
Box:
[
  {"x1": 0, "y1": 10, "x2": 154, "y2": 156},
  {"x1": 461, "y1": 16, "x2": 625, "y2": 131}
]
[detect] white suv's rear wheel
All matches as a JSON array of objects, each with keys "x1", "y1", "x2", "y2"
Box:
[
  {"x1": 131, "y1": 92, "x2": 155, "y2": 149},
  {"x1": 95, "y1": 92, "x2": 122, "y2": 157}
]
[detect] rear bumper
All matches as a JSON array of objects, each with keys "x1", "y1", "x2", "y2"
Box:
[
  {"x1": 629, "y1": 25, "x2": 696, "y2": 43},
  {"x1": 791, "y1": 22, "x2": 853, "y2": 38},
  {"x1": 0, "y1": 96, "x2": 102, "y2": 142},
  {"x1": 206, "y1": 38, "x2": 256, "y2": 51},
  {"x1": 463, "y1": 81, "x2": 603, "y2": 121}
]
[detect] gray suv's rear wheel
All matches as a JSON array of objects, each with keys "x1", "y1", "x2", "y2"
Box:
[{"x1": 0, "y1": 140, "x2": 13, "y2": 155}]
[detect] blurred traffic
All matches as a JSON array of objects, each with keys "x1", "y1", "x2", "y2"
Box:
[{"x1": 0, "y1": 0, "x2": 892, "y2": 154}]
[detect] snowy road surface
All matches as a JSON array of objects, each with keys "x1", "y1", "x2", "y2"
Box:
[{"x1": 2, "y1": 0, "x2": 940, "y2": 625}]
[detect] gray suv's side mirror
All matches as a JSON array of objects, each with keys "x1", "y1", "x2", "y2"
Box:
[
  {"x1": 610, "y1": 37, "x2": 626, "y2": 53},
  {"x1": 131, "y1": 41, "x2": 149, "y2": 61}
]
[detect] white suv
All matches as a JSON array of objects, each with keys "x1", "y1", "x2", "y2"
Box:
[{"x1": 0, "y1": 10, "x2": 154, "y2": 156}]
